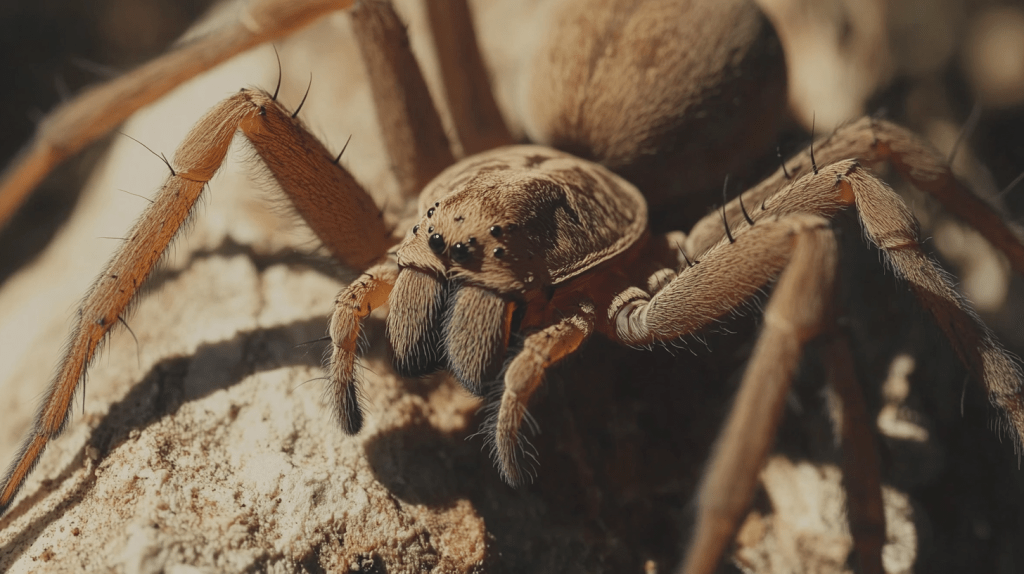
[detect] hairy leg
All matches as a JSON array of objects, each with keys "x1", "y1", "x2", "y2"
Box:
[
  {"x1": 351, "y1": 0, "x2": 454, "y2": 199},
  {"x1": 826, "y1": 332, "x2": 886, "y2": 574},
  {"x1": 425, "y1": 0, "x2": 513, "y2": 156},
  {"x1": 686, "y1": 117, "x2": 1024, "y2": 273},
  {"x1": 0, "y1": 0, "x2": 358, "y2": 230},
  {"x1": 0, "y1": 90, "x2": 388, "y2": 515},
  {"x1": 327, "y1": 261, "x2": 399, "y2": 434},
  {"x1": 492, "y1": 301, "x2": 596, "y2": 487},
  {"x1": 679, "y1": 213, "x2": 837, "y2": 574},
  {"x1": 685, "y1": 160, "x2": 1024, "y2": 451}
]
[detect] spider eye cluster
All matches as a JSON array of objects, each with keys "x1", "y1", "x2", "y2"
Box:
[{"x1": 413, "y1": 201, "x2": 512, "y2": 263}]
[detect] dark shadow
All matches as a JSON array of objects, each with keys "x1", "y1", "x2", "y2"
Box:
[{"x1": 363, "y1": 324, "x2": 760, "y2": 572}]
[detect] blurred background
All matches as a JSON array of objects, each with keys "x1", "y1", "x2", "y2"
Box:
[{"x1": 0, "y1": 0, "x2": 217, "y2": 282}]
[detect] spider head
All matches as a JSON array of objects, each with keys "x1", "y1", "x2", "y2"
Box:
[{"x1": 389, "y1": 145, "x2": 647, "y2": 392}]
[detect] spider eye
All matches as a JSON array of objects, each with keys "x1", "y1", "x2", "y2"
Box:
[
  {"x1": 428, "y1": 233, "x2": 446, "y2": 254},
  {"x1": 492, "y1": 247, "x2": 505, "y2": 258},
  {"x1": 451, "y1": 242, "x2": 470, "y2": 263},
  {"x1": 427, "y1": 207, "x2": 435, "y2": 218},
  {"x1": 489, "y1": 225, "x2": 503, "y2": 238},
  {"x1": 412, "y1": 224, "x2": 419, "y2": 235}
]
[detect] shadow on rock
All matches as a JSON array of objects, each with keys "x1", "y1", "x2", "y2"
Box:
[
  {"x1": 363, "y1": 332, "x2": 758, "y2": 572},
  {"x1": 0, "y1": 315, "x2": 329, "y2": 566}
]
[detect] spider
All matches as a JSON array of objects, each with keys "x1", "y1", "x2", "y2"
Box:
[{"x1": 1, "y1": 0, "x2": 1023, "y2": 572}]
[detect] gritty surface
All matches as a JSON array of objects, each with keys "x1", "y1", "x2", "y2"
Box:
[{"x1": 2, "y1": 0, "x2": 1024, "y2": 573}]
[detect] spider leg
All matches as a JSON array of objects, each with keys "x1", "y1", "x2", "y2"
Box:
[
  {"x1": 351, "y1": 0, "x2": 455, "y2": 199},
  {"x1": 614, "y1": 214, "x2": 816, "y2": 347},
  {"x1": 686, "y1": 161, "x2": 1024, "y2": 449},
  {"x1": 667, "y1": 214, "x2": 838, "y2": 574},
  {"x1": 686, "y1": 117, "x2": 1024, "y2": 273},
  {"x1": 0, "y1": 0, "x2": 359, "y2": 230},
  {"x1": 826, "y1": 332, "x2": 886, "y2": 574},
  {"x1": 425, "y1": 0, "x2": 514, "y2": 155},
  {"x1": 328, "y1": 262, "x2": 399, "y2": 434},
  {"x1": 0, "y1": 90, "x2": 390, "y2": 515},
  {"x1": 492, "y1": 301, "x2": 597, "y2": 487},
  {"x1": 633, "y1": 160, "x2": 1021, "y2": 573}
]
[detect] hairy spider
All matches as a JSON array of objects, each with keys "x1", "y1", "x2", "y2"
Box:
[{"x1": 1, "y1": 0, "x2": 1023, "y2": 572}]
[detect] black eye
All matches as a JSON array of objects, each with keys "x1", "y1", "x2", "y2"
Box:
[
  {"x1": 492, "y1": 247, "x2": 505, "y2": 258},
  {"x1": 427, "y1": 207, "x2": 435, "y2": 218},
  {"x1": 428, "y1": 233, "x2": 446, "y2": 254},
  {"x1": 451, "y1": 242, "x2": 470, "y2": 263},
  {"x1": 428, "y1": 226, "x2": 434, "y2": 234},
  {"x1": 412, "y1": 224, "x2": 419, "y2": 235},
  {"x1": 489, "y1": 225, "x2": 503, "y2": 238}
]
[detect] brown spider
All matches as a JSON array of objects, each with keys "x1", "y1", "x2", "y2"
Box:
[{"x1": 1, "y1": 0, "x2": 1023, "y2": 572}]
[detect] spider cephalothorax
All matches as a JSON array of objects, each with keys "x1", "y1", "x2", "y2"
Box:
[
  {"x1": 1, "y1": 0, "x2": 1023, "y2": 572},
  {"x1": 384, "y1": 146, "x2": 645, "y2": 384}
]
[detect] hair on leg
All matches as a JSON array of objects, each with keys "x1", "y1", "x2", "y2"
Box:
[
  {"x1": 0, "y1": 88, "x2": 391, "y2": 515},
  {"x1": 491, "y1": 301, "x2": 596, "y2": 487},
  {"x1": 685, "y1": 118, "x2": 1024, "y2": 273},
  {"x1": 328, "y1": 262, "x2": 398, "y2": 434},
  {"x1": 675, "y1": 214, "x2": 837, "y2": 574}
]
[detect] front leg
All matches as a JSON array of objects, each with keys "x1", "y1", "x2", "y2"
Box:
[
  {"x1": 327, "y1": 261, "x2": 398, "y2": 434},
  {"x1": 0, "y1": 91, "x2": 389, "y2": 514}
]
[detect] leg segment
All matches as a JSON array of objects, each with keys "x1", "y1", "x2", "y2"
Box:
[
  {"x1": 328, "y1": 261, "x2": 399, "y2": 434},
  {"x1": 240, "y1": 91, "x2": 390, "y2": 268},
  {"x1": 826, "y1": 332, "x2": 886, "y2": 574},
  {"x1": 492, "y1": 301, "x2": 596, "y2": 487},
  {"x1": 351, "y1": 0, "x2": 455, "y2": 198},
  {"x1": 0, "y1": 91, "x2": 389, "y2": 515},
  {"x1": 677, "y1": 214, "x2": 838, "y2": 574},
  {"x1": 685, "y1": 117, "x2": 1024, "y2": 274},
  {"x1": 0, "y1": 0, "x2": 357, "y2": 230},
  {"x1": 614, "y1": 214, "x2": 820, "y2": 346},
  {"x1": 684, "y1": 160, "x2": 1024, "y2": 450},
  {"x1": 425, "y1": 0, "x2": 514, "y2": 156},
  {"x1": 841, "y1": 165, "x2": 1024, "y2": 451}
]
